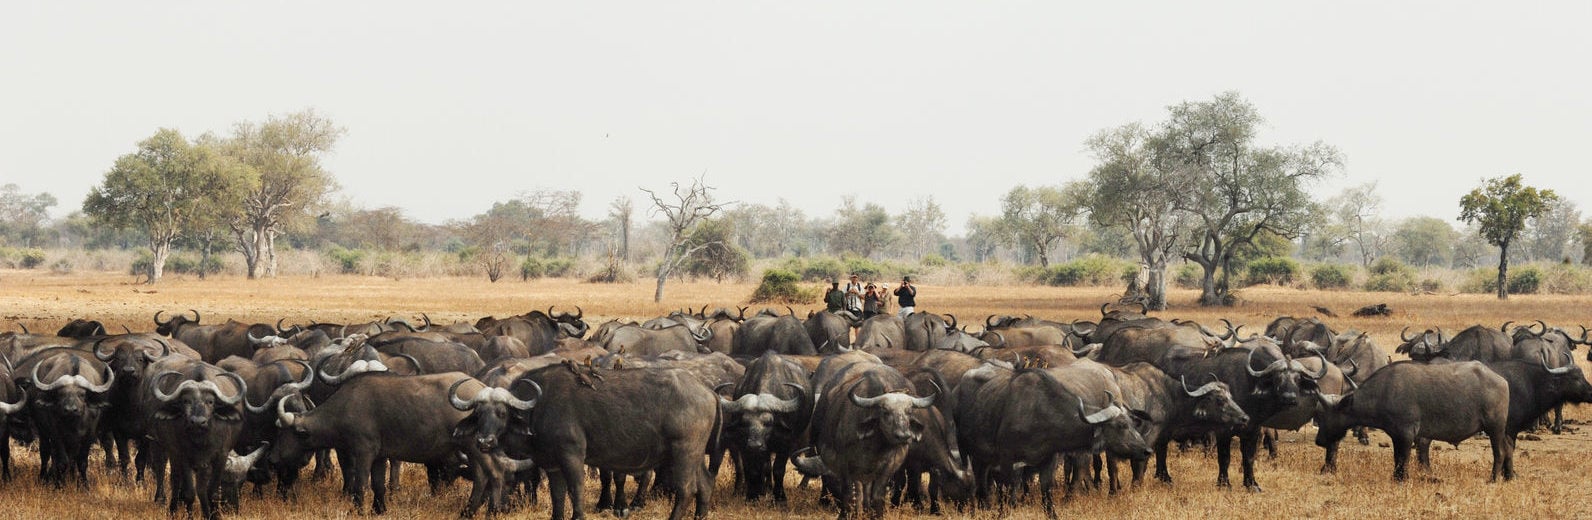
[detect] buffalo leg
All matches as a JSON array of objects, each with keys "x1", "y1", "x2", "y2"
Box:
[
  {"x1": 1354, "y1": 426, "x2": 1371, "y2": 445},
  {"x1": 1239, "y1": 430, "x2": 1263, "y2": 492},
  {"x1": 1153, "y1": 438, "x2": 1173, "y2": 484},
  {"x1": 1493, "y1": 432, "x2": 1514, "y2": 481},
  {"x1": 1415, "y1": 438, "x2": 1434, "y2": 473},
  {"x1": 547, "y1": 468, "x2": 570, "y2": 520},
  {"x1": 462, "y1": 454, "x2": 489, "y2": 519},
  {"x1": 1390, "y1": 433, "x2": 1412, "y2": 482},
  {"x1": 1553, "y1": 404, "x2": 1565, "y2": 435},
  {"x1": 771, "y1": 451, "x2": 791, "y2": 503},
  {"x1": 613, "y1": 471, "x2": 630, "y2": 518},
  {"x1": 196, "y1": 461, "x2": 220, "y2": 520},
  {"x1": 596, "y1": 469, "x2": 614, "y2": 511},
  {"x1": 370, "y1": 457, "x2": 389, "y2": 515},
  {"x1": 1214, "y1": 434, "x2": 1232, "y2": 488},
  {"x1": 1039, "y1": 458, "x2": 1058, "y2": 520},
  {"x1": 311, "y1": 449, "x2": 332, "y2": 482},
  {"x1": 170, "y1": 463, "x2": 195, "y2": 516},
  {"x1": 630, "y1": 471, "x2": 652, "y2": 510},
  {"x1": 1321, "y1": 436, "x2": 1340, "y2": 474}
]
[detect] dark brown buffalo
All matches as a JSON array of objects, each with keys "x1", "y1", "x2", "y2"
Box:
[
  {"x1": 1315, "y1": 361, "x2": 1512, "y2": 482},
  {"x1": 793, "y1": 362, "x2": 939, "y2": 520},
  {"x1": 515, "y1": 362, "x2": 719, "y2": 520},
  {"x1": 719, "y1": 351, "x2": 809, "y2": 502},
  {"x1": 1394, "y1": 324, "x2": 1512, "y2": 363},
  {"x1": 55, "y1": 318, "x2": 107, "y2": 338},
  {"x1": 1106, "y1": 362, "x2": 1249, "y2": 489},
  {"x1": 0, "y1": 356, "x2": 26, "y2": 480},
  {"x1": 272, "y1": 372, "x2": 483, "y2": 514},
  {"x1": 477, "y1": 307, "x2": 590, "y2": 353},
  {"x1": 91, "y1": 334, "x2": 199, "y2": 479},
  {"x1": 734, "y1": 315, "x2": 818, "y2": 357},
  {"x1": 155, "y1": 310, "x2": 276, "y2": 364},
  {"x1": 446, "y1": 376, "x2": 539, "y2": 518},
  {"x1": 14, "y1": 347, "x2": 115, "y2": 486},
  {"x1": 144, "y1": 361, "x2": 249, "y2": 519}
]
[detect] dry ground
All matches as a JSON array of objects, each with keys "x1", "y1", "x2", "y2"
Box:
[{"x1": 1, "y1": 270, "x2": 1590, "y2": 519}]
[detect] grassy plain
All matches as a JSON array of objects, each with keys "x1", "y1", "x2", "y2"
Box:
[{"x1": 1, "y1": 270, "x2": 1590, "y2": 519}]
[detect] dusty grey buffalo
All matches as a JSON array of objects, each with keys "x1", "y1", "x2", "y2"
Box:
[
  {"x1": 805, "y1": 310, "x2": 860, "y2": 353},
  {"x1": 853, "y1": 315, "x2": 905, "y2": 350},
  {"x1": 1394, "y1": 325, "x2": 1512, "y2": 363},
  {"x1": 733, "y1": 315, "x2": 817, "y2": 358},
  {"x1": 1314, "y1": 361, "x2": 1512, "y2": 482},
  {"x1": 155, "y1": 310, "x2": 276, "y2": 364},
  {"x1": 598, "y1": 323, "x2": 710, "y2": 356}
]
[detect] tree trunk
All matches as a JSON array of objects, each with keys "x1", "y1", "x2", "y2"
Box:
[
  {"x1": 1497, "y1": 241, "x2": 1510, "y2": 300},
  {"x1": 1198, "y1": 262, "x2": 1220, "y2": 306},
  {"x1": 654, "y1": 251, "x2": 674, "y2": 303},
  {"x1": 198, "y1": 237, "x2": 212, "y2": 281},
  {"x1": 148, "y1": 242, "x2": 170, "y2": 285},
  {"x1": 238, "y1": 225, "x2": 262, "y2": 279},
  {"x1": 265, "y1": 230, "x2": 279, "y2": 278},
  {"x1": 1036, "y1": 243, "x2": 1050, "y2": 268},
  {"x1": 1146, "y1": 261, "x2": 1168, "y2": 311}
]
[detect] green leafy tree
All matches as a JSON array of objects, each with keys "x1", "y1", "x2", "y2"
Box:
[
  {"x1": 998, "y1": 184, "x2": 1084, "y2": 267},
  {"x1": 1391, "y1": 216, "x2": 1460, "y2": 267},
  {"x1": 895, "y1": 196, "x2": 947, "y2": 259},
  {"x1": 1578, "y1": 220, "x2": 1592, "y2": 266},
  {"x1": 0, "y1": 184, "x2": 58, "y2": 247},
  {"x1": 682, "y1": 218, "x2": 750, "y2": 282},
  {"x1": 1459, "y1": 173, "x2": 1559, "y2": 300},
  {"x1": 827, "y1": 196, "x2": 897, "y2": 258},
  {"x1": 1162, "y1": 92, "x2": 1341, "y2": 306},
  {"x1": 1085, "y1": 122, "x2": 1193, "y2": 309},
  {"x1": 84, "y1": 129, "x2": 248, "y2": 283},
  {"x1": 222, "y1": 109, "x2": 344, "y2": 279},
  {"x1": 964, "y1": 215, "x2": 1004, "y2": 263}
]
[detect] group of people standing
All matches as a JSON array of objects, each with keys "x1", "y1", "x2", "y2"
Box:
[{"x1": 825, "y1": 273, "x2": 917, "y2": 318}]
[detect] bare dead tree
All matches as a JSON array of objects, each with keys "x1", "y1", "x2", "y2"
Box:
[{"x1": 642, "y1": 176, "x2": 732, "y2": 302}]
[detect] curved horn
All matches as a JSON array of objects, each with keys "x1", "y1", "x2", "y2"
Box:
[
  {"x1": 16, "y1": 322, "x2": 28, "y2": 335},
  {"x1": 786, "y1": 305, "x2": 796, "y2": 317},
  {"x1": 847, "y1": 379, "x2": 885, "y2": 408},
  {"x1": 214, "y1": 372, "x2": 247, "y2": 405},
  {"x1": 1534, "y1": 320, "x2": 1549, "y2": 338},
  {"x1": 448, "y1": 378, "x2": 481, "y2": 412},
  {"x1": 737, "y1": 307, "x2": 747, "y2": 321},
  {"x1": 910, "y1": 380, "x2": 939, "y2": 408},
  {"x1": 419, "y1": 313, "x2": 433, "y2": 331},
  {"x1": 573, "y1": 306, "x2": 584, "y2": 320},
  {"x1": 1299, "y1": 352, "x2": 1330, "y2": 380},
  {"x1": 990, "y1": 331, "x2": 1006, "y2": 348},
  {"x1": 31, "y1": 361, "x2": 68, "y2": 392},
  {"x1": 716, "y1": 382, "x2": 743, "y2": 413},
  {"x1": 1245, "y1": 347, "x2": 1280, "y2": 377},
  {"x1": 275, "y1": 392, "x2": 300, "y2": 428},
  {"x1": 1182, "y1": 375, "x2": 1217, "y2": 397},
  {"x1": 93, "y1": 337, "x2": 115, "y2": 362},
  {"x1": 1100, "y1": 303, "x2": 1111, "y2": 317},
  {"x1": 765, "y1": 383, "x2": 805, "y2": 414},
  {"x1": 1501, "y1": 321, "x2": 1514, "y2": 334},
  {"x1": 84, "y1": 363, "x2": 115, "y2": 393},
  {"x1": 149, "y1": 371, "x2": 185, "y2": 402},
  {"x1": 225, "y1": 443, "x2": 270, "y2": 479},
  {"x1": 1343, "y1": 358, "x2": 1360, "y2": 378},
  {"x1": 502, "y1": 379, "x2": 541, "y2": 410},
  {"x1": 1543, "y1": 349, "x2": 1575, "y2": 375},
  {"x1": 189, "y1": 309, "x2": 201, "y2": 323},
  {"x1": 943, "y1": 314, "x2": 958, "y2": 330},
  {"x1": 1218, "y1": 319, "x2": 1237, "y2": 340},
  {"x1": 121, "y1": 324, "x2": 132, "y2": 334},
  {"x1": 791, "y1": 447, "x2": 833, "y2": 477},
  {"x1": 276, "y1": 318, "x2": 289, "y2": 335},
  {"x1": 1081, "y1": 392, "x2": 1124, "y2": 424},
  {"x1": 1071, "y1": 343, "x2": 1101, "y2": 357},
  {"x1": 493, "y1": 453, "x2": 538, "y2": 473},
  {"x1": 154, "y1": 310, "x2": 168, "y2": 327},
  {"x1": 986, "y1": 315, "x2": 997, "y2": 329},
  {"x1": 0, "y1": 387, "x2": 26, "y2": 415},
  {"x1": 153, "y1": 337, "x2": 172, "y2": 357},
  {"x1": 1400, "y1": 326, "x2": 1415, "y2": 342},
  {"x1": 248, "y1": 332, "x2": 265, "y2": 346},
  {"x1": 392, "y1": 353, "x2": 422, "y2": 375}
]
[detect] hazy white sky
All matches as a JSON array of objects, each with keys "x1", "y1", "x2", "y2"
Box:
[{"x1": 3, "y1": 2, "x2": 1588, "y2": 233}]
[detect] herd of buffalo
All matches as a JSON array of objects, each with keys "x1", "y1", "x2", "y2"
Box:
[{"x1": 2, "y1": 302, "x2": 1589, "y2": 520}]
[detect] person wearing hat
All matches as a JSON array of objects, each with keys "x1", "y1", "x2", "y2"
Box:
[
  {"x1": 843, "y1": 274, "x2": 865, "y2": 314},
  {"x1": 894, "y1": 276, "x2": 917, "y2": 317},
  {"x1": 824, "y1": 280, "x2": 845, "y2": 312},
  {"x1": 862, "y1": 282, "x2": 882, "y2": 318}
]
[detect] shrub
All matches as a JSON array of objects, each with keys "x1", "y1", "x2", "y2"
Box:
[
  {"x1": 1309, "y1": 264, "x2": 1354, "y2": 290},
  {"x1": 50, "y1": 259, "x2": 73, "y2": 274},
  {"x1": 1462, "y1": 266, "x2": 1545, "y2": 295},
  {"x1": 520, "y1": 256, "x2": 545, "y2": 280},
  {"x1": 1174, "y1": 263, "x2": 1203, "y2": 289},
  {"x1": 18, "y1": 248, "x2": 46, "y2": 269},
  {"x1": 749, "y1": 269, "x2": 818, "y2": 304},
  {"x1": 327, "y1": 247, "x2": 365, "y2": 274},
  {"x1": 920, "y1": 254, "x2": 949, "y2": 268},
  {"x1": 843, "y1": 257, "x2": 883, "y2": 280},
  {"x1": 1542, "y1": 264, "x2": 1592, "y2": 294},
  {"x1": 1419, "y1": 278, "x2": 1445, "y2": 293},
  {"x1": 1039, "y1": 255, "x2": 1131, "y2": 287},
  {"x1": 1363, "y1": 257, "x2": 1417, "y2": 293},
  {"x1": 800, "y1": 257, "x2": 844, "y2": 282},
  {"x1": 1244, "y1": 257, "x2": 1300, "y2": 286},
  {"x1": 544, "y1": 258, "x2": 577, "y2": 278}
]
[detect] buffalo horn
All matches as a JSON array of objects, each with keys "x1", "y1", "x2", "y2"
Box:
[
  {"x1": 0, "y1": 387, "x2": 25, "y2": 415},
  {"x1": 1543, "y1": 349, "x2": 1575, "y2": 375},
  {"x1": 1400, "y1": 326, "x2": 1415, "y2": 342},
  {"x1": 1245, "y1": 347, "x2": 1285, "y2": 377},
  {"x1": 189, "y1": 309, "x2": 201, "y2": 323},
  {"x1": 1534, "y1": 320, "x2": 1549, "y2": 338},
  {"x1": 493, "y1": 453, "x2": 538, "y2": 473},
  {"x1": 224, "y1": 443, "x2": 269, "y2": 480},
  {"x1": 791, "y1": 447, "x2": 833, "y2": 477},
  {"x1": 1182, "y1": 375, "x2": 1217, "y2": 397},
  {"x1": 986, "y1": 315, "x2": 997, "y2": 329},
  {"x1": 93, "y1": 337, "x2": 115, "y2": 362},
  {"x1": 1501, "y1": 321, "x2": 1515, "y2": 334},
  {"x1": 275, "y1": 393, "x2": 299, "y2": 428},
  {"x1": 1081, "y1": 391, "x2": 1124, "y2": 424},
  {"x1": 215, "y1": 372, "x2": 247, "y2": 405},
  {"x1": 911, "y1": 380, "x2": 939, "y2": 409},
  {"x1": 448, "y1": 378, "x2": 480, "y2": 411},
  {"x1": 847, "y1": 379, "x2": 885, "y2": 408},
  {"x1": 149, "y1": 371, "x2": 186, "y2": 402}
]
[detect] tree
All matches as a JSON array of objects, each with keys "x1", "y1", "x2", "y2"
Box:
[
  {"x1": 223, "y1": 109, "x2": 343, "y2": 279},
  {"x1": 643, "y1": 176, "x2": 731, "y2": 302},
  {"x1": 828, "y1": 197, "x2": 897, "y2": 258},
  {"x1": 681, "y1": 218, "x2": 750, "y2": 282},
  {"x1": 1085, "y1": 122, "x2": 1194, "y2": 310},
  {"x1": 1161, "y1": 92, "x2": 1341, "y2": 305},
  {"x1": 0, "y1": 184, "x2": 58, "y2": 247},
  {"x1": 84, "y1": 129, "x2": 248, "y2": 283},
  {"x1": 1459, "y1": 173, "x2": 1559, "y2": 300},
  {"x1": 1391, "y1": 216, "x2": 1460, "y2": 267},
  {"x1": 964, "y1": 215, "x2": 1004, "y2": 263},
  {"x1": 998, "y1": 184, "x2": 1083, "y2": 267},
  {"x1": 1520, "y1": 198, "x2": 1580, "y2": 262},
  {"x1": 1579, "y1": 220, "x2": 1592, "y2": 266},
  {"x1": 1328, "y1": 183, "x2": 1389, "y2": 267},
  {"x1": 895, "y1": 196, "x2": 947, "y2": 258},
  {"x1": 463, "y1": 200, "x2": 535, "y2": 282},
  {"x1": 609, "y1": 196, "x2": 633, "y2": 260}
]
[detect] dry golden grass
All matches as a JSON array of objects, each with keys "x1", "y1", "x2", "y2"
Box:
[{"x1": 2, "y1": 270, "x2": 1591, "y2": 519}]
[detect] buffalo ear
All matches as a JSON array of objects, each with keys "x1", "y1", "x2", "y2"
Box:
[
  {"x1": 453, "y1": 416, "x2": 481, "y2": 439},
  {"x1": 1129, "y1": 409, "x2": 1152, "y2": 423}
]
